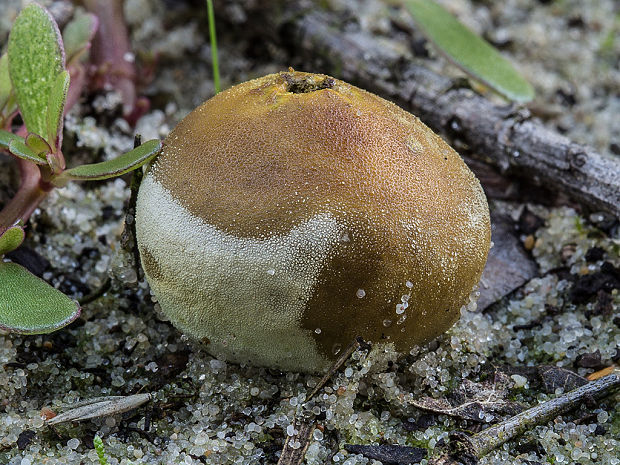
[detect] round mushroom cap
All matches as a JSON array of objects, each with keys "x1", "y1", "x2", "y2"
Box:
[{"x1": 135, "y1": 71, "x2": 491, "y2": 373}]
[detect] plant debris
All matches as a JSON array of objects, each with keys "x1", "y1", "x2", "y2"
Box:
[
  {"x1": 344, "y1": 444, "x2": 427, "y2": 464},
  {"x1": 408, "y1": 378, "x2": 523, "y2": 423},
  {"x1": 46, "y1": 394, "x2": 152, "y2": 425}
]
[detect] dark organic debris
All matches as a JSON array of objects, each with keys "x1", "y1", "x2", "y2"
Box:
[
  {"x1": 584, "y1": 246, "x2": 605, "y2": 262},
  {"x1": 575, "y1": 350, "x2": 604, "y2": 369},
  {"x1": 496, "y1": 364, "x2": 589, "y2": 393},
  {"x1": 592, "y1": 289, "x2": 614, "y2": 317},
  {"x1": 539, "y1": 365, "x2": 589, "y2": 393},
  {"x1": 514, "y1": 439, "x2": 546, "y2": 456},
  {"x1": 517, "y1": 207, "x2": 545, "y2": 235},
  {"x1": 155, "y1": 350, "x2": 190, "y2": 381},
  {"x1": 588, "y1": 211, "x2": 618, "y2": 235},
  {"x1": 570, "y1": 261, "x2": 620, "y2": 304},
  {"x1": 17, "y1": 430, "x2": 35, "y2": 450},
  {"x1": 345, "y1": 444, "x2": 427, "y2": 465},
  {"x1": 5, "y1": 246, "x2": 50, "y2": 277},
  {"x1": 476, "y1": 214, "x2": 538, "y2": 311},
  {"x1": 402, "y1": 413, "x2": 437, "y2": 431}
]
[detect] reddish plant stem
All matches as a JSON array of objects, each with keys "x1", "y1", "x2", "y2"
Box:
[
  {"x1": 0, "y1": 159, "x2": 51, "y2": 236},
  {"x1": 84, "y1": 0, "x2": 144, "y2": 123},
  {"x1": 0, "y1": 125, "x2": 56, "y2": 236}
]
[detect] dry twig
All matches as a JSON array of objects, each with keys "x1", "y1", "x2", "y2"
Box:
[
  {"x1": 277, "y1": 421, "x2": 316, "y2": 465},
  {"x1": 430, "y1": 371, "x2": 620, "y2": 464}
]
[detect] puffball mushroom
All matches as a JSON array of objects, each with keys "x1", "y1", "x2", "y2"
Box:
[{"x1": 135, "y1": 71, "x2": 491, "y2": 373}]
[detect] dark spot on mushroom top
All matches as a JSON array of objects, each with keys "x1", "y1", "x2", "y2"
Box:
[{"x1": 281, "y1": 72, "x2": 335, "y2": 94}]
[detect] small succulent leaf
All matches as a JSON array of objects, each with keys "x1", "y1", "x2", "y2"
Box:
[
  {"x1": 0, "y1": 261, "x2": 80, "y2": 334},
  {"x1": 7, "y1": 2, "x2": 66, "y2": 137},
  {"x1": 0, "y1": 225, "x2": 25, "y2": 255},
  {"x1": 62, "y1": 10, "x2": 98, "y2": 65},
  {"x1": 25, "y1": 132, "x2": 51, "y2": 156},
  {"x1": 57, "y1": 139, "x2": 161, "y2": 183},
  {"x1": 8, "y1": 138, "x2": 47, "y2": 164},
  {"x1": 401, "y1": 0, "x2": 535, "y2": 103},
  {"x1": 0, "y1": 53, "x2": 17, "y2": 117},
  {"x1": 0, "y1": 129, "x2": 23, "y2": 150},
  {"x1": 46, "y1": 70, "x2": 70, "y2": 150},
  {"x1": 46, "y1": 151, "x2": 63, "y2": 175}
]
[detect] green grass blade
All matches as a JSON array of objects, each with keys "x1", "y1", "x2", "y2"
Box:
[
  {"x1": 0, "y1": 262, "x2": 80, "y2": 334},
  {"x1": 7, "y1": 3, "x2": 65, "y2": 136},
  {"x1": 55, "y1": 139, "x2": 161, "y2": 183},
  {"x1": 206, "y1": 0, "x2": 221, "y2": 94},
  {"x1": 401, "y1": 0, "x2": 534, "y2": 103}
]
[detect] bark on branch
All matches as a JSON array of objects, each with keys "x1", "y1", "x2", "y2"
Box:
[{"x1": 239, "y1": 1, "x2": 619, "y2": 218}]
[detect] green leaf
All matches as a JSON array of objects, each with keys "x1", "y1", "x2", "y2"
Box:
[
  {"x1": 8, "y1": 138, "x2": 47, "y2": 164},
  {"x1": 7, "y1": 3, "x2": 65, "y2": 137},
  {"x1": 25, "y1": 132, "x2": 51, "y2": 156},
  {"x1": 54, "y1": 139, "x2": 162, "y2": 184},
  {"x1": 0, "y1": 129, "x2": 23, "y2": 150},
  {"x1": 63, "y1": 10, "x2": 98, "y2": 64},
  {"x1": 0, "y1": 261, "x2": 80, "y2": 334},
  {"x1": 0, "y1": 225, "x2": 25, "y2": 255},
  {"x1": 0, "y1": 54, "x2": 17, "y2": 118},
  {"x1": 401, "y1": 0, "x2": 535, "y2": 103},
  {"x1": 46, "y1": 70, "x2": 70, "y2": 150}
]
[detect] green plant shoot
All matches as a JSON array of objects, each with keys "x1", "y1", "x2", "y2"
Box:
[{"x1": 0, "y1": 3, "x2": 161, "y2": 335}]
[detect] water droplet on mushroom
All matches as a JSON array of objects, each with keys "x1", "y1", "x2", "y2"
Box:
[
  {"x1": 356, "y1": 289, "x2": 366, "y2": 299},
  {"x1": 266, "y1": 268, "x2": 275, "y2": 275},
  {"x1": 315, "y1": 328, "x2": 321, "y2": 334},
  {"x1": 383, "y1": 319, "x2": 393, "y2": 327}
]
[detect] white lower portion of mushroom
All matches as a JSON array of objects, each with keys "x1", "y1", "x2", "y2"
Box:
[{"x1": 136, "y1": 174, "x2": 344, "y2": 372}]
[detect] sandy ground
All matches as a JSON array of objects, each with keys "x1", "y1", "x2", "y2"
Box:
[{"x1": 0, "y1": 0, "x2": 618, "y2": 464}]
